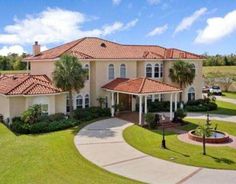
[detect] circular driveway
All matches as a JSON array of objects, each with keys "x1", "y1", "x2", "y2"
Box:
[{"x1": 74, "y1": 118, "x2": 236, "y2": 184}]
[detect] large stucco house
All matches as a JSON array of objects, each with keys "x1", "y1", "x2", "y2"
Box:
[{"x1": 0, "y1": 37, "x2": 203, "y2": 124}]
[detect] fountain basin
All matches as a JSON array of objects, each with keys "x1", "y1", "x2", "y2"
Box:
[{"x1": 188, "y1": 130, "x2": 230, "y2": 143}]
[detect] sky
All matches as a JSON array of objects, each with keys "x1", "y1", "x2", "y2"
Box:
[{"x1": 0, "y1": 0, "x2": 236, "y2": 56}]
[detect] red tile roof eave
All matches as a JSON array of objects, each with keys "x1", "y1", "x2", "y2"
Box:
[{"x1": 4, "y1": 91, "x2": 67, "y2": 97}]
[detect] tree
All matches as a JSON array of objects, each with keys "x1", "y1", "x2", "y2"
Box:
[
  {"x1": 53, "y1": 55, "x2": 87, "y2": 118},
  {"x1": 169, "y1": 60, "x2": 196, "y2": 102},
  {"x1": 195, "y1": 123, "x2": 213, "y2": 155}
]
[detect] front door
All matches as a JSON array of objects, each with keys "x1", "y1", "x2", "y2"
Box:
[{"x1": 119, "y1": 93, "x2": 131, "y2": 111}]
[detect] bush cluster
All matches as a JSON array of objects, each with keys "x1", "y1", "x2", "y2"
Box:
[
  {"x1": 73, "y1": 107, "x2": 111, "y2": 121},
  {"x1": 185, "y1": 99, "x2": 217, "y2": 112},
  {"x1": 10, "y1": 106, "x2": 111, "y2": 134}
]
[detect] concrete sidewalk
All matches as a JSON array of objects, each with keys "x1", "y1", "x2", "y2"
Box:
[
  {"x1": 216, "y1": 96, "x2": 236, "y2": 105},
  {"x1": 187, "y1": 113, "x2": 236, "y2": 123},
  {"x1": 74, "y1": 118, "x2": 236, "y2": 184}
]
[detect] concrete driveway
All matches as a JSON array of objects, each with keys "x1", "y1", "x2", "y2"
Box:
[{"x1": 74, "y1": 118, "x2": 236, "y2": 184}]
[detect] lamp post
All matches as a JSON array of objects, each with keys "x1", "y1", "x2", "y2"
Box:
[{"x1": 161, "y1": 114, "x2": 166, "y2": 149}]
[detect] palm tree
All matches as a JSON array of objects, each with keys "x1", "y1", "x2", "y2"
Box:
[
  {"x1": 195, "y1": 124, "x2": 212, "y2": 155},
  {"x1": 169, "y1": 60, "x2": 195, "y2": 102},
  {"x1": 53, "y1": 54, "x2": 87, "y2": 118}
]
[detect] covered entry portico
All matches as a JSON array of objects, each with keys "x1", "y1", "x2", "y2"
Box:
[{"x1": 102, "y1": 77, "x2": 182, "y2": 125}]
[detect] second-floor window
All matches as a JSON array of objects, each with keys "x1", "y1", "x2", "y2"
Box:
[
  {"x1": 108, "y1": 64, "x2": 115, "y2": 80},
  {"x1": 84, "y1": 64, "x2": 89, "y2": 80},
  {"x1": 160, "y1": 63, "x2": 163, "y2": 78},
  {"x1": 146, "y1": 64, "x2": 152, "y2": 77},
  {"x1": 154, "y1": 64, "x2": 159, "y2": 78},
  {"x1": 120, "y1": 64, "x2": 126, "y2": 78}
]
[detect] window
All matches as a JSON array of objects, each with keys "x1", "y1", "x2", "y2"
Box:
[
  {"x1": 85, "y1": 94, "x2": 90, "y2": 108},
  {"x1": 84, "y1": 64, "x2": 89, "y2": 80},
  {"x1": 146, "y1": 64, "x2": 152, "y2": 78},
  {"x1": 108, "y1": 64, "x2": 115, "y2": 80},
  {"x1": 76, "y1": 95, "x2": 83, "y2": 109},
  {"x1": 154, "y1": 64, "x2": 159, "y2": 78},
  {"x1": 120, "y1": 64, "x2": 126, "y2": 78},
  {"x1": 66, "y1": 96, "x2": 70, "y2": 113},
  {"x1": 41, "y1": 104, "x2": 49, "y2": 115},
  {"x1": 160, "y1": 63, "x2": 163, "y2": 78},
  {"x1": 188, "y1": 87, "x2": 195, "y2": 101},
  {"x1": 147, "y1": 95, "x2": 152, "y2": 103}
]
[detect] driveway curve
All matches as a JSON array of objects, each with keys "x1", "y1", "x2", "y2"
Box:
[{"x1": 74, "y1": 118, "x2": 236, "y2": 184}]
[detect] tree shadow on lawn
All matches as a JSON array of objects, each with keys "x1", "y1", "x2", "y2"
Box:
[
  {"x1": 211, "y1": 107, "x2": 236, "y2": 115},
  {"x1": 207, "y1": 155, "x2": 235, "y2": 165}
]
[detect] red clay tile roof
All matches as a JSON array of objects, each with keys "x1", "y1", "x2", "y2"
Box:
[
  {"x1": 102, "y1": 77, "x2": 181, "y2": 94},
  {"x1": 0, "y1": 74, "x2": 62, "y2": 95},
  {"x1": 25, "y1": 37, "x2": 203, "y2": 61}
]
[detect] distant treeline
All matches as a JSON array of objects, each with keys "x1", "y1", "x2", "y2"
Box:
[
  {"x1": 0, "y1": 53, "x2": 27, "y2": 71},
  {"x1": 203, "y1": 54, "x2": 236, "y2": 66}
]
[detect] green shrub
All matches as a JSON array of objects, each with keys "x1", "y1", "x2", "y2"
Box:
[
  {"x1": 144, "y1": 113, "x2": 157, "y2": 129},
  {"x1": 185, "y1": 99, "x2": 217, "y2": 112},
  {"x1": 21, "y1": 105, "x2": 42, "y2": 124},
  {"x1": 173, "y1": 109, "x2": 187, "y2": 123},
  {"x1": 73, "y1": 107, "x2": 110, "y2": 121},
  {"x1": 48, "y1": 113, "x2": 66, "y2": 122}
]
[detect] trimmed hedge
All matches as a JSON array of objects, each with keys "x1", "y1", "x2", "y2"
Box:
[
  {"x1": 10, "y1": 106, "x2": 110, "y2": 134},
  {"x1": 11, "y1": 119, "x2": 79, "y2": 134},
  {"x1": 73, "y1": 107, "x2": 111, "y2": 121},
  {"x1": 185, "y1": 99, "x2": 217, "y2": 112}
]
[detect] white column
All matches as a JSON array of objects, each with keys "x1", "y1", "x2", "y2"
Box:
[
  {"x1": 116, "y1": 93, "x2": 119, "y2": 112},
  {"x1": 174, "y1": 93, "x2": 177, "y2": 111},
  {"x1": 170, "y1": 93, "x2": 173, "y2": 120},
  {"x1": 116, "y1": 93, "x2": 119, "y2": 104},
  {"x1": 139, "y1": 96, "x2": 143, "y2": 125},
  {"x1": 144, "y1": 96, "x2": 148, "y2": 114},
  {"x1": 111, "y1": 92, "x2": 115, "y2": 117},
  {"x1": 152, "y1": 95, "x2": 155, "y2": 102}
]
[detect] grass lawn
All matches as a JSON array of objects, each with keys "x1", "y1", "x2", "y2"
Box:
[
  {"x1": 223, "y1": 92, "x2": 236, "y2": 100},
  {"x1": 123, "y1": 119, "x2": 236, "y2": 170},
  {"x1": 210, "y1": 100, "x2": 236, "y2": 115},
  {"x1": 0, "y1": 122, "x2": 139, "y2": 184},
  {"x1": 203, "y1": 66, "x2": 236, "y2": 76},
  {"x1": 0, "y1": 70, "x2": 28, "y2": 74}
]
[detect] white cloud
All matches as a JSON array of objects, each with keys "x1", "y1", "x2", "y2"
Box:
[
  {"x1": 195, "y1": 9, "x2": 236, "y2": 44},
  {"x1": 0, "y1": 8, "x2": 137, "y2": 45},
  {"x1": 112, "y1": 0, "x2": 121, "y2": 5},
  {"x1": 0, "y1": 45, "x2": 25, "y2": 56},
  {"x1": 174, "y1": 7, "x2": 207, "y2": 34},
  {"x1": 147, "y1": 24, "x2": 168, "y2": 36},
  {"x1": 147, "y1": 0, "x2": 161, "y2": 5},
  {"x1": 41, "y1": 45, "x2": 48, "y2": 51}
]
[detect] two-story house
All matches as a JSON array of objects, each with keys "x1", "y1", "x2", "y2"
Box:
[{"x1": 0, "y1": 37, "x2": 203, "y2": 124}]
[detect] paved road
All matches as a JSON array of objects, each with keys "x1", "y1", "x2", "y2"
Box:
[{"x1": 74, "y1": 118, "x2": 236, "y2": 184}]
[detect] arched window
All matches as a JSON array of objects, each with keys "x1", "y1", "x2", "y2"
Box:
[
  {"x1": 85, "y1": 94, "x2": 90, "y2": 108},
  {"x1": 154, "y1": 63, "x2": 159, "y2": 78},
  {"x1": 160, "y1": 63, "x2": 163, "y2": 77},
  {"x1": 188, "y1": 87, "x2": 195, "y2": 101},
  {"x1": 120, "y1": 64, "x2": 126, "y2": 78},
  {"x1": 108, "y1": 64, "x2": 115, "y2": 80},
  {"x1": 84, "y1": 64, "x2": 89, "y2": 80},
  {"x1": 146, "y1": 64, "x2": 152, "y2": 78},
  {"x1": 76, "y1": 95, "x2": 83, "y2": 109}
]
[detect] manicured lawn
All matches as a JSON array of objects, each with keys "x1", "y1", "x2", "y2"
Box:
[
  {"x1": 0, "y1": 122, "x2": 138, "y2": 184},
  {"x1": 123, "y1": 119, "x2": 236, "y2": 170},
  {"x1": 0, "y1": 70, "x2": 28, "y2": 74},
  {"x1": 211, "y1": 100, "x2": 236, "y2": 115},
  {"x1": 223, "y1": 92, "x2": 236, "y2": 100}
]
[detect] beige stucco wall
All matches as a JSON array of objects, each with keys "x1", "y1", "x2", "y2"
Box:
[
  {"x1": 55, "y1": 94, "x2": 67, "y2": 114},
  {"x1": 0, "y1": 95, "x2": 10, "y2": 120},
  {"x1": 9, "y1": 97, "x2": 26, "y2": 118},
  {"x1": 30, "y1": 61, "x2": 55, "y2": 79},
  {"x1": 90, "y1": 60, "x2": 137, "y2": 107}
]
